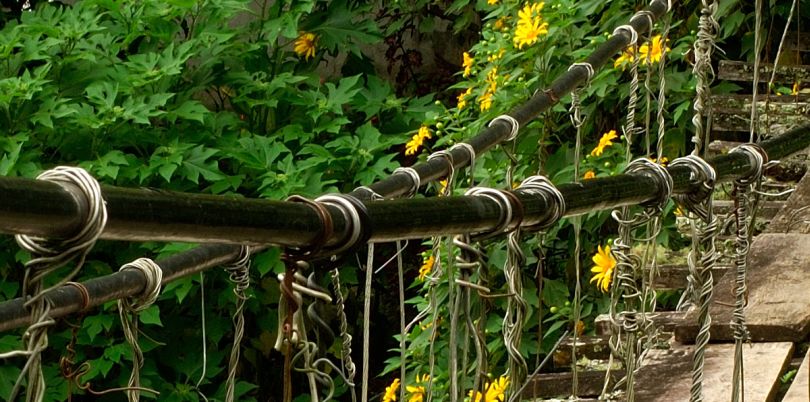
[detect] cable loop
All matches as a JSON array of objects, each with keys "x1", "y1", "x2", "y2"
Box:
[
  {"x1": 286, "y1": 195, "x2": 334, "y2": 258},
  {"x1": 730, "y1": 143, "x2": 768, "y2": 185},
  {"x1": 517, "y1": 176, "x2": 566, "y2": 231},
  {"x1": 625, "y1": 158, "x2": 673, "y2": 210},
  {"x1": 489, "y1": 114, "x2": 520, "y2": 142},
  {"x1": 353, "y1": 186, "x2": 384, "y2": 201},
  {"x1": 671, "y1": 155, "x2": 717, "y2": 221},
  {"x1": 315, "y1": 194, "x2": 369, "y2": 260},
  {"x1": 465, "y1": 187, "x2": 515, "y2": 239},
  {"x1": 65, "y1": 282, "x2": 91, "y2": 311},
  {"x1": 613, "y1": 24, "x2": 639, "y2": 46},
  {"x1": 450, "y1": 143, "x2": 476, "y2": 165},
  {"x1": 569, "y1": 62, "x2": 595, "y2": 85},
  {"x1": 393, "y1": 167, "x2": 421, "y2": 197},
  {"x1": 630, "y1": 10, "x2": 655, "y2": 32},
  {"x1": 428, "y1": 150, "x2": 456, "y2": 185},
  {"x1": 16, "y1": 166, "x2": 108, "y2": 271},
  {"x1": 119, "y1": 258, "x2": 163, "y2": 313}
]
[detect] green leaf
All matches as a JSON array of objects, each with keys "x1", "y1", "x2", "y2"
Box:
[
  {"x1": 170, "y1": 100, "x2": 209, "y2": 123},
  {"x1": 139, "y1": 304, "x2": 163, "y2": 326},
  {"x1": 181, "y1": 145, "x2": 224, "y2": 183},
  {"x1": 83, "y1": 313, "x2": 114, "y2": 342}
]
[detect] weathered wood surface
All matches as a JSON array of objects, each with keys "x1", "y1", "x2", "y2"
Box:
[
  {"x1": 782, "y1": 350, "x2": 810, "y2": 402},
  {"x1": 676, "y1": 233, "x2": 810, "y2": 342},
  {"x1": 521, "y1": 370, "x2": 624, "y2": 399},
  {"x1": 718, "y1": 60, "x2": 810, "y2": 84},
  {"x1": 634, "y1": 342, "x2": 793, "y2": 402},
  {"x1": 766, "y1": 172, "x2": 810, "y2": 234},
  {"x1": 553, "y1": 335, "x2": 612, "y2": 367},
  {"x1": 595, "y1": 311, "x2": 687, "y2": 337}
]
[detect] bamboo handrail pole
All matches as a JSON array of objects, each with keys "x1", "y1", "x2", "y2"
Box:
[{"x1": 2, "y1": 122, "x2": 810, "y2": 332}]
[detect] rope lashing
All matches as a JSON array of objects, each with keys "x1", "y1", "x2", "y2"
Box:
[
  {"x1": 7, "y1": 166, "x2": 107, "y2": 402},
  {"x1": 489, "y1": 115, "x2": 520, "y2": 142},
  {"x1": 315, "y1": 194, "x2": 370, "y2": 260},
  {"x1": 630, "y1": 10, "x2": 655, "y2": 32},
  {"x1": 118, "y1": 258, "x2": 163, "y2": 402},
  {"x1": 353, "y1": 185, "x2": 384, "y2": 200},
  {"x1": 728, "y1": 144, "x2": 767, "y2": 402},
  {"x1": 428, "y1": 149, "x2": 457, "y2": 194},
  {"x1": 627, "y1": 158, "x2": 674, "y2": 211},
  {"x1": 464, "y1": 187, "x2": 524, "y2": 239},
  {"x1": 670, "y1": 155, "x2": 719, "y2": 402},
  {"x1": 613, "y1": 25, "x2": 639, "y2": 46},
  {"x1": 517, "y1": 176, "x2": 566, "y2": 232},
  {"x1": 393, "y1": 167, "x2": 422, "y2": 198},
  {"x1": 224, "y1": 246, "x2": 252, "y2": 402}
]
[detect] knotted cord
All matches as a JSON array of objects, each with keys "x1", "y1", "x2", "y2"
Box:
[
  {"x1": 6, "y1": 166, "x2": 107, "y2": 402},
  {"x1": 118, "y1": 258, "x2": 163, "y2": 402},
  {"x1": 729, "y1": 144, "x2": 766, "y2": 402}
]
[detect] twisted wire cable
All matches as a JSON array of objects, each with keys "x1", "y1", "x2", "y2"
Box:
[
  {"x1": 671, "y1": 155, "x2": 718, "y2": 402},
  {"x1": 224, "y1": 246, "x2": 252, "y2": 402},
  {"x1": 624, "y1": 43, "x2": 642, "y2": 162},
  {"x1": 453, "y1": 234, "x2": 488, "y2": 399},
  {"x1": 329, "y1": 267, "x2": 357, "y2": 401},
  {"x1": 656, "y1": 17, "x2": 671, "y2": 161},
  {"x1": 504, "y1": 229, "x2": 528, "y2": 402},
  {"x1": 729, "y1": 144, "x2": 765, "y2": 402},
  {"x1": 691, "y1": 0, "x2": 719, "y2": 157},
  {"x1": 118, "y1": 258, "x2": 163, "y2": 402},
  {"x1": 8, "y1": 166, "x2": 107, "y2": 402},
  {"x1": 750, "y1": 0, "x2": 763, "y2": 143}
]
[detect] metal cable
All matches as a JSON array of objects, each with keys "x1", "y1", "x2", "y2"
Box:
[
  {"x1": 691, "y1": 0, "x2": 718, "y2": 157},
  {"x1": 118, "y1": 258, "x2": 163, "y2": 402},
  {"x1": 8, "y1": 167, "x2": 107, "y2": 402},
  {"x1": 224, "y1": 246, "x2": 252, "y2": 402}
]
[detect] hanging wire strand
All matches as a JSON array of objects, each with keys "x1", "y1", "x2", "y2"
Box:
[
  {"x1": 7, "y1": 167, "x2": 107, "y2": 402},
  {"x1": 118, "y1": 258, "x2": 163, "y2": 402},
  {"x1": 224, "y1": 246, "x2": 252, "y2": 402}
]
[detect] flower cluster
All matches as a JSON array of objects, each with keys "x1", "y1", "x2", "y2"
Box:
[
  {"x1": 383, "y1": 378, "x2": 401, "y2": 402},
  {"x1": 478, "y1": 67, "x2": 499, "y2": 111},
  {"x1": 513, "y1": 3, "x2": 549, "y2": 49},
  {"x1": 418, "y1": 255, "x2": 435, "y2": 281},
  {"x1": 405, "y1": 125, "x2": 432, "y2": 156},
  {"x1": 406, "y1": 374, "x2": 431, "y2": 402},
  {"x1": 457, "y1": 87, "x2": 473, "y2": 110}
]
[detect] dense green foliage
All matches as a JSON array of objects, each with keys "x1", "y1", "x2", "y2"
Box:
[{"x1": 0, "y1": 0, "x2": 800, "y2": 400}]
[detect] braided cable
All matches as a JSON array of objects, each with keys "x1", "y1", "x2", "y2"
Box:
[
  {"x1": 625, "y1": 42, "x2": 642, "y2": 162},
  {"x1": 224, "y1": 246, "x2": 252, "y2": 402},
  {"x1": 691, "y1": 0, "x2": 719, "y2": 157},
  {"x1": 656, "y1": 17, "x2": 671, "y2": 161},
  {"x1": 118, "y1": 258, "x2": 163, "y2": 402},
  {"x1": 750, "y1": 0, "x2": 763, "y2": 143}
]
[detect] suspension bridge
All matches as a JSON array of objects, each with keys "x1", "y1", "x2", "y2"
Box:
[{"x1": 1, "y1": 0, "x2": 810, "y2": 401}]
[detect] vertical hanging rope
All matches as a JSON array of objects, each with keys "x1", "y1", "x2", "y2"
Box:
[
  {"x1": 6, "y1": 167, "x2": 107, "y2": 402},
  {"x1": 224, "y1": 246, "x2": 252, "y2": 402},
  {"x1": 729, "y1": 145, "x2": 765, "y2": 402},
  {"x1": 566, "y1": 61, "x2": 593, "y2": 399},
  {"x1": 671, "y1": 155, "x2": 719, "y2": 402},
  {"x1": 614, "y1": 24, "x2": 640, "y2": 162},
  {"x1": 692, "y1": 0, "x2": 719, "y2": 157},
  {"x1": 749, "y1": 0, "x2": 764, "y2": 143},
  {"x1": 656, "y1": 17, "x2": 671, "y2": 160},
  {"x1": 118, "y1": 258, "x2": 163, "y2": 402}
]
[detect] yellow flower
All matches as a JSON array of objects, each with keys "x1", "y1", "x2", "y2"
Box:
[
  {"x1": 384, "y1": 378, "x2": 400, "y2": 402},
  {"x1": 488, "y1": 0, "x2": 498, "y2": 4},
  {"x1": 457, "y1": 87, "x2": 472, "y2": 110},
  {"x1": 639, "y1": 34, "x2": 670, "y2": 65},
  {"x1": 407, "y1": 375, "x2": 430, "y2": 402},
  {"x1": 487, "y1": 49, "x2": 506, "y2": 63},
  {"x1": 469, "y1": 376, "x2": 510, "y2": 402},
  {"x1": 513, "y1": 3, "x2": 549, "y2": 49},
  {"x1": 294, "y1": 32, "x2": 318, "y2": 60},
  {"x1": 792, "y1": 82, "x2": 801, "y2": 96},
  {"x1": 575, "y1": 320, "x2": 586, "y2": 336},
  {"x1": 583, "y1": 170, "x2": 596, "y2": 180},
  {"x1": 651, "y1": 156, "x2": 668, "y2": 166},
  {"x1": 590, "y1": 245, "x2": 616, "y2": 292},
  {"x1": 438, "y1": 179, "x2": 449, "y2": 194},
  {"x1": 478, "y1": 91, "x2": 494, "y2": 111},
  {"x1": 589, "y1": 129, "x2": 618, "y2": 157},
  {"x1": 614, "y1": 48, "x2": 635, "y2": 69},
  {"x1": 405, "y1": 125, "x2": 432, "y2": 156},
  {"x1": 463, "y1": 52, "x2": 474, "y2": 77},
  {"x1": 418, "y1": 255, "x2": 435, "y2": 281}
]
